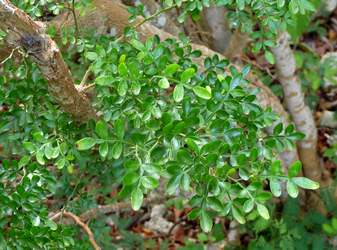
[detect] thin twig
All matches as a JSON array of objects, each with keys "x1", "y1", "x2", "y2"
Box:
[
  {"x1": 79, "y1": 82, "x2": 95, "y2": 92},
  {"x1": 0, "y1": 46, "x2": 19, "y2": 65},
  {"x1": 51, "y1": 211, "x2": 101, "y2": 250},
  {"x1": 115, "y1": 4, "x2": 178, "y2": 43},
  {"x1": 80, "y1": 67, "x2": 91, "y2": 86},
  {"x1": 77, "y1": 67, "x2": 92, "y2": 91},
  {"x1": 58, "y1": 173, "x2": 84, "y2": 223},
  {"x1": 71, "y1": 0, "x2": 79, "y2": 43}
]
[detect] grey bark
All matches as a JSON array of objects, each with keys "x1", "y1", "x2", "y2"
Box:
[{"x1": 272, "y1": 32, "x2": 322, "y2": 181}]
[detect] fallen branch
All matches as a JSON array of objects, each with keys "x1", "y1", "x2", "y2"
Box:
[
  {"x1": 51, "y1": 211, "x2": 101, "y2": 250},
  {"x1": 0, "y1": 0, "x2": 96, "y2": 121}
]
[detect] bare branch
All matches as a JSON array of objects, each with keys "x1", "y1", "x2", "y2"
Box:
[
  {"x1": 80, "y1": 195, "x2": 165, "y2": 222},
  {"x1": 51, "y1": 211, "x2": 101, "y2": 250}
]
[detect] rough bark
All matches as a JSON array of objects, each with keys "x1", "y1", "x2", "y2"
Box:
[
  {"x1": 0, "y1": 0, "x2": 96, "y2": 121},
  {"x1": 272, "y1": 32, "x2": 322, "y2": 182},
  {"x1": 201, "y1": 6, "x2": 250, "y2": 59}
]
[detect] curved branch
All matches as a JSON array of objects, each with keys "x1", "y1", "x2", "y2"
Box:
[
  {"x1": 0, "y1": 0, "x2": 96, "y2": 122},
  {"x1": 51, "y1": 211, "x2": 101, "y2": 250}
]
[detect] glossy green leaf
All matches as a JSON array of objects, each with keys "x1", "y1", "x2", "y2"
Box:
[
  {"x1": 232, "y1": 207, "x2": 246, "y2": 224},
  {"x1": 123, "y1": 172, "x2": 139, "y2": 186},
  {"x1": 32, "y1": 216, "x2": 40, "y2": 227},
  {"x1": 158, "y1": 77, "x2": 170, "y2": 89},
  {"x1": 288, "y1": 160, "x2": 302, "y2": 177},
  {"x1": 255, "y1": 192, "x2": 272, "y2": 202},
  {"x1": 270, "y1": 178, "x2": 282, "y2": 197},
  {"x1": 114, "y1": 119, "x2": 125, "y2": 139},
  {"x1": 141, "y1": 176, "x2": 159, "y2": 189},
  {"x1": 164, "y1": 63, "x2": 180, "y2": 76},
  {"x1": 46, "y1": 219, "x2": 58, "y2": 231},
  {"x1": 265, "y1": 50, "x2": 275, "y2": 64},
  {"x1": 166, "y1": 174, "x2": 181, "y2": 195},
  {"x1": 56, "y1": 158, "x2": 66, "y2": 169},
  {"x1": 95, "y1": 75, "x2": 113, "y2": 86},
  {"x1": 85, "y1": 52, "x2": 98, "y2": 61},
  {"x1": 257, "y1": 204, "x2": 270, "y2": 220},
  {"x1": 23, "y1": 141, "x2": 36, "y2": 153},
  {"x1": 131, "y1": 81, "x2": 141, "y2": 95},
  {"x1": 99, "y1": 142, "x2": 109, "y2": 158},
  {"x1": 273, "y1": 123, "x2": 283, "y2": 135},
  {"x1": 118, "y1": 63, "x2": 128, "y2": 77},
  {"x1": 243, "y1": 199, "x2": 254, "y2": 213},
  {"x1": 36, "y1": 150, "x2": 45, "y2": 165},
  {"x1": 173, "y1": 84, "x2": 184, "y2": 102},
  {"x1": 200, "y1": 210, "x2": 213, "y2": 233},
  {"x1": 287, "y1": 180, "x2": 299, "y2": 198},
  {"x1": 96, "y1": 120, "x2": 109, "y2": 139},
  {"x1": 187, "y1": 207, "x2": 201, "y2": 220},
  {"x1": 18, "y1": 156, "x2": 30, "y2": 168},
  {"x1": 76, "y1": 138, "x2": 96, "y2": 151},
  {"x1": 117, "y1": 81, "x2": 128, "y2": 96},
  {"x1": 207, "y1": 197, "x2": 223, "y2": 212},
  {"x1": 130, "y1": 39, "x2": 145, "y2": 51},
  {"x1": 181, "y1": 173, "x2": 190, "y2": 191},
  {"x1": 131, "y1": 188, "x2": 143, "y2": 211},
  {"x1": 292, "y1": 177, "x2": 319, "y2": 190},
  {"x1": 111, "y1": 142, "x2": 123, "y2": 159},
  {"x1": 180, "y1": 68, "x2": 195, "y2": 83},
  {"x1": 193, "y1": 86, "x2": 212, "y2": 100}
]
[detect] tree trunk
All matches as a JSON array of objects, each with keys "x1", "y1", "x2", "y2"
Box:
[
  {"x1": 272, "y1": 32, "x2": 322, "y2": 182},
  {"x1": 0, "y1": 0, "x2": 96, "y2": 122},
  {"x1": 203, "y1": 5, "x2": 231, "y2": 53},
  {"x1": 323, "y1": 0, "x2": 337, "y2": 12}
]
